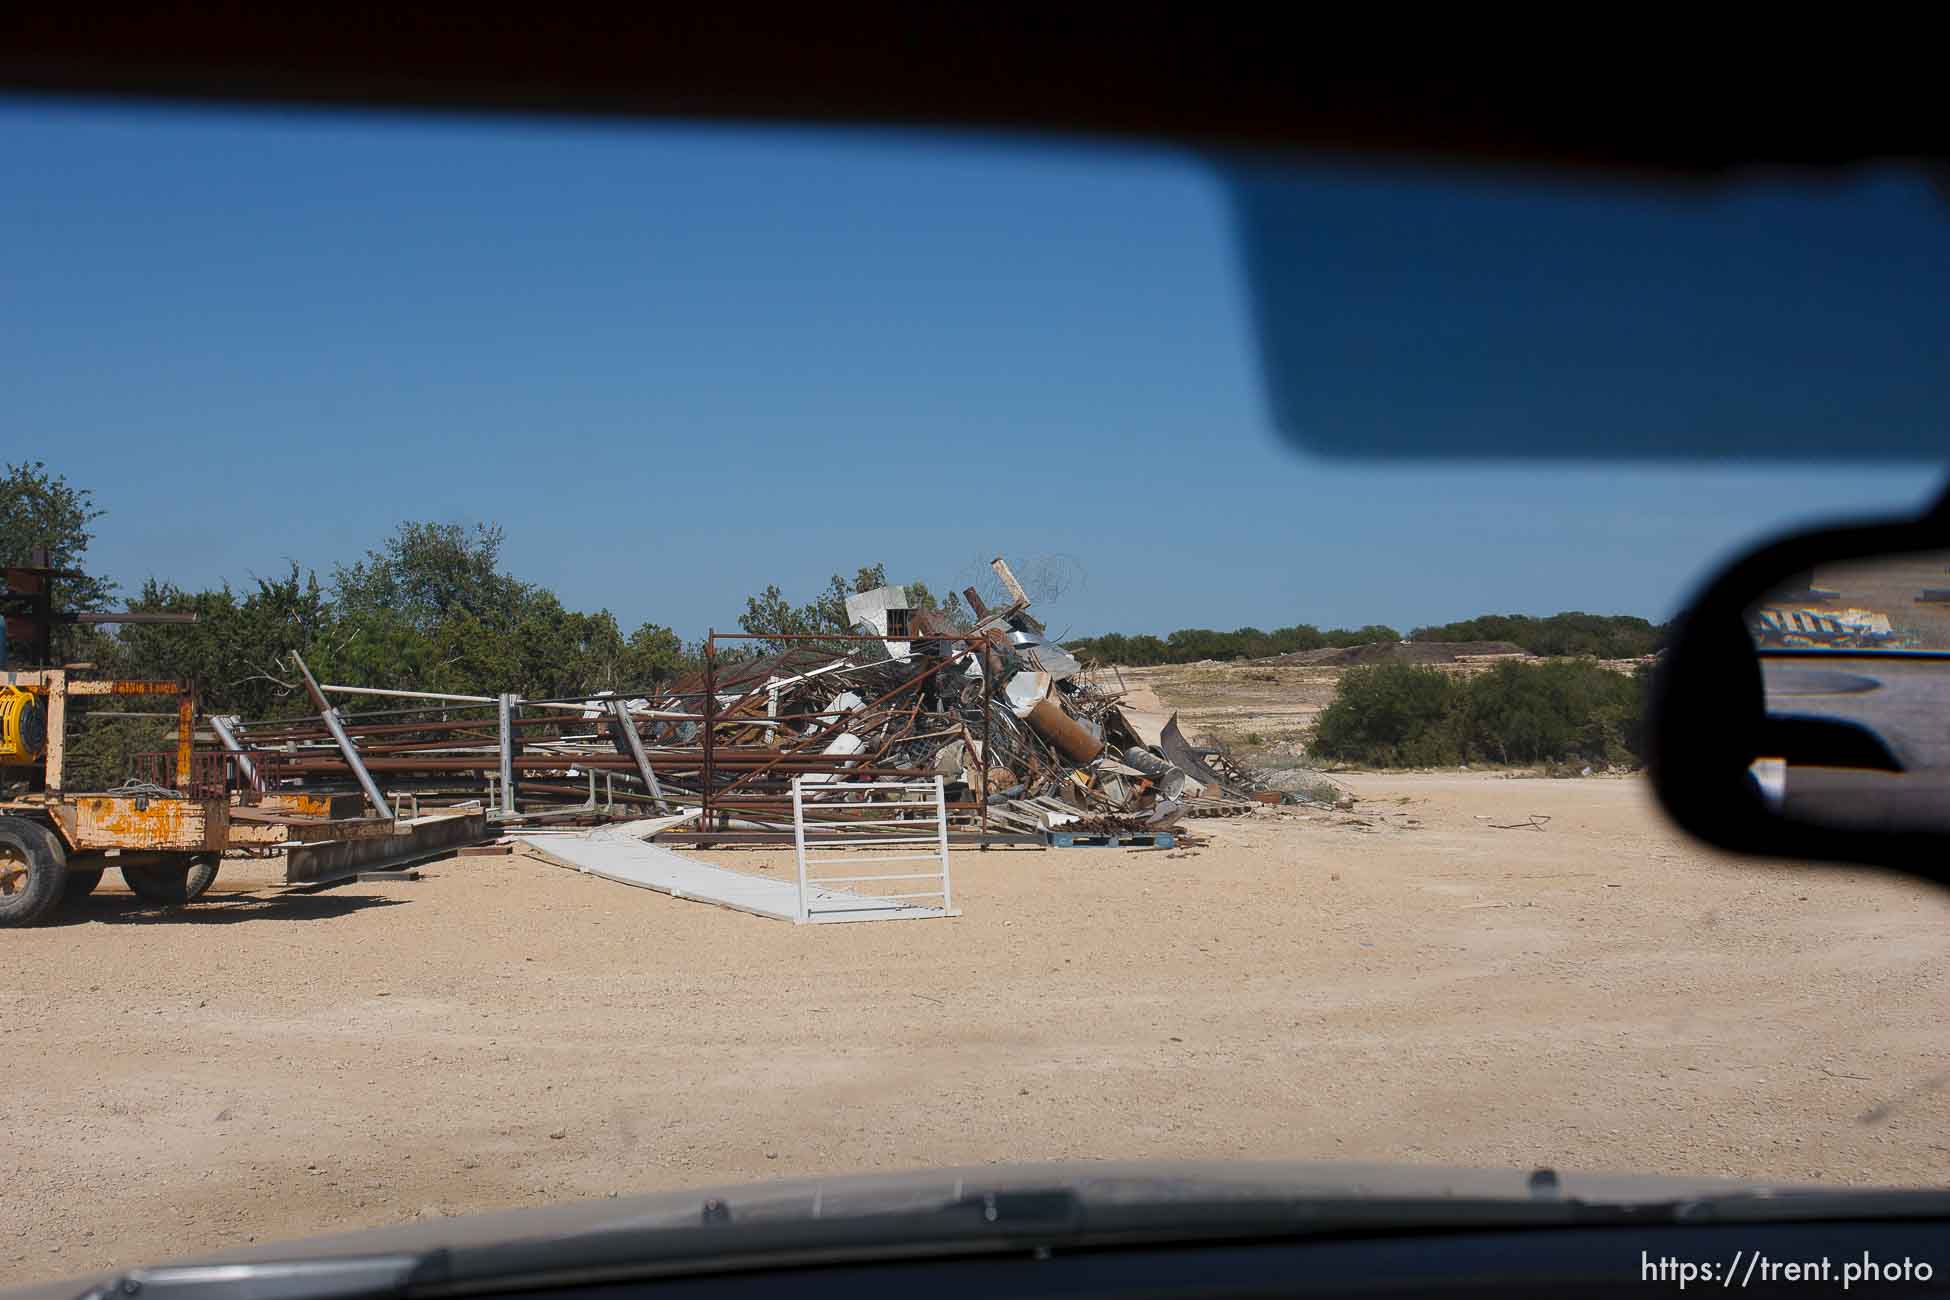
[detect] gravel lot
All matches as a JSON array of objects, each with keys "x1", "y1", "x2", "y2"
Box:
[{"x1": 7, "y1": 773, "x2": 1948, "y2": 1285}]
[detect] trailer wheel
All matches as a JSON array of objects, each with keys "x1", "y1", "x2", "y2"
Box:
[
  {"x1": 123, "y1": 853, "x2": 220, "y2": 905},
  {"x1": 63, "y1": 867, "x2": 105, "y2": 900},
  {"x1": 0, "y1": 817, "x2": 67, "y2": 928}
]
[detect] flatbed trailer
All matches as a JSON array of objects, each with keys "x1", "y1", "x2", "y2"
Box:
[{"x1": 1, "y1": 667, "x2": 483, "y2": 926}]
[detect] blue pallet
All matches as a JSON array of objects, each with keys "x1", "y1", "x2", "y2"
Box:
[{"x1": 1046, "y1": 830, "x2": 1175, "y2": 849}]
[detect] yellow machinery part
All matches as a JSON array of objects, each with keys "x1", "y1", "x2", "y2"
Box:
[{"x1": 0, "y1": 686, "x2": 46, "y2": 765}]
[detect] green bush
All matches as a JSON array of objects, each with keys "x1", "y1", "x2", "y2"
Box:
[
  {"x1": 1310, "y1": 660, "x2": 1649, "y2": 769},
  {"x1": 1457, "y1": 660, "x2": 1642, "y2": 765},
  {"x1": 1310, "y1": 664, "x2": 1462, "y2": 766}
]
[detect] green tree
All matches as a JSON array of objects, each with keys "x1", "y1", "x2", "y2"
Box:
[
  {"x1": 1323, "y1": 624, "x2": 1403, "y2": 648},
  {"x1": 1, "y1": 460, "x2": 116, "y2": 664},
  {"x1": 1456, "y1": 659, "x2": 1645, "y2": 765},
  {"x1": 1308, "y1": 659, "x2": 1650, "y2": 770},
  {"x1": 0, "y1": 460, "x2": 112, "y2": 612},
  {"x1": 738, "y1": 563, "x2": 963, "y2": 653},
  {"x1": 331, "y1": 521, "x2": 526, "y2": 634},
  {"x1": 621, "y1": 622, "x2": 688, "y2": 687},
  {"x1": 108, "y1": 566, "x2": 330, "y2": 717},
  {"x1": 904, "y1": 580, "x2": 966, "y2": 626}
]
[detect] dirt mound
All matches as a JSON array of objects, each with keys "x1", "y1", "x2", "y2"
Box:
[{"x1": 1261, "y1": 640, "x2": 1529, "y2": 667}]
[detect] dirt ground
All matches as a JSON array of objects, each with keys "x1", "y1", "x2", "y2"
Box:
[{"x1": 9, "y1": 771, "x2": 1950, "y2": 1287}]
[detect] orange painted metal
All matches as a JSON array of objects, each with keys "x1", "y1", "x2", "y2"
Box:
[
  {"x1": 176, "y1": 693, "x2": 194, "y2": 789},
  {"x1": 68, "y1": 795, "x2": 220, "y2": 851},
  {"x1": 1025, "y1": 697, "x2": 1104, "y2": 764},
  {"x1": 63, "y1": 679, "x2": 183, "y2": 696}
]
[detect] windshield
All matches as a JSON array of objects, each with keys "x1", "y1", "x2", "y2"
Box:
[{"x1": 3, "y1": 101, "x2": 1945, "y2": 1286}]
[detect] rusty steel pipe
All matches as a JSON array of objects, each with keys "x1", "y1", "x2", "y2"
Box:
[{"x1": 259, "y1": 754, "x2": 934, "y2": 772}]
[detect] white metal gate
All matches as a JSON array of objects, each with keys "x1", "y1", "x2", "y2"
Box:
[{"x1": 790, "y1": 776, "x2": 957, "y2": 923}]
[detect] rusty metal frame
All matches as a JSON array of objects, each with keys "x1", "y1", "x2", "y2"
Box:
[
  {"x1": 702, "y1": 629, "x2": 997, "y2": 840},
  {"x1": 207, "y1": 624, "x2": 1021, "y2": 836}
]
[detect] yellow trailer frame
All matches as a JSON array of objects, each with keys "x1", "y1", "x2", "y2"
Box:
[
  {"x1": 0, "y1": 667, "x2": 221, "y2": 853},
  {"x1": 3, "y1": 667, "x2": 486, "y2": 926}
]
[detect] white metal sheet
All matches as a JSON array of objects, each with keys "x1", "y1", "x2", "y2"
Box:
[{"x1": 520, "y1": 833, "x2": 951, "y2": 924}]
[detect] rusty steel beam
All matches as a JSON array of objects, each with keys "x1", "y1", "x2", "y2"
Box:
[
  {"x1": 175, "y1": 691, "x2": 194, "y2": 789},
  {"x1": 610, "y1": 697, "x2": 670, "y2": 813},
  {"x1": 702, "y1": 632, "x2": 716, "y2": 833},
  {"x1": 67, "y1": 611, "x2": 201, "y2": 625},
  {"x1": 289, "y1": 651, "x2": 393, "y2": 820},
  {"x1": 258, "y1": 754, "x2": 934, "y2": 772}
]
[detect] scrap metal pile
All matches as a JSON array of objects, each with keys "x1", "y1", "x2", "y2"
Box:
[{"x1": 213, "y1": 559, "x2": 1261, "y2": 838}]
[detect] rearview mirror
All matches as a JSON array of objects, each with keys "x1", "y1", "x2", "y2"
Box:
[{"x1": 1651, "y1": 493, "x2": 1950, "y2": 880}]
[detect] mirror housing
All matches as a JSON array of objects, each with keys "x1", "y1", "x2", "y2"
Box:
[{"x1": 1651, "y1": 494, "x2": 1950, "y2": 881}]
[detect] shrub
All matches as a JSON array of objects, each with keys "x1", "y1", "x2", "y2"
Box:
[
  {"x1": 1310, "y1": 659, "x2": 1650, "y2": 769},
  {"x1": 1458, "y1": 660, "x2": 1642, "y2": 765},
  {"x1": 1309, "y1": 664, "x2": 1461, "y2": 766}
]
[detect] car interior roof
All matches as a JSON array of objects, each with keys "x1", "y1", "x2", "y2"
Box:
[{"x1": 4, "y1": 14, "x2": 1942, "y2": 176}]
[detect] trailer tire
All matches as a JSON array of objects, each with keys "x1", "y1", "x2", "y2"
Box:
[
  {"x1": 63, "y1": 867, "x2": 105, "y2": 900},
  {"x1": 0, "y1": 817, "x2": 67, "y2": 928},
  {"x1": 123, "y1": 854, "x2": 220, "y2": 905}
]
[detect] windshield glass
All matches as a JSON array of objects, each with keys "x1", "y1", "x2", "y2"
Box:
[{"x1": 3, "y1": 101, "x2": 1945, "y2": 1286}]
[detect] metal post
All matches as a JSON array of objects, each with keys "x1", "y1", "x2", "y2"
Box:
[
  {"x1": 208, "y1": 714, "x2": 261, "y2": 791},
  {"x1": 290, "y1": 652, "x2": 393, "y2": 820},
  {"x1": 791, "y1": 774, "x2": 810, "y2": 923},
  {"x1": 934, "y1": 774, "x2": 953, "y2": 914},
  {"x1": 175, "y1": 690, "x2": 194, "y2": 791},
  {"x1": 980, "y1": 647, "x2": 992, "y2": 845},
  {"x1": 498, "y1": 692, "x2": 517, "y2": 818},
  {"x1": 43, "y1": 670, "x2": 66, "y2": 797},
  {"x1": 703, "y1": 631, "x2": 716, "y2": 835},
  {"x1": 610, "y1": 698, "x2": 670, "y2": 812},
  {"x1": 317, "y1": 681, "x2": 593, "y2": 715}
]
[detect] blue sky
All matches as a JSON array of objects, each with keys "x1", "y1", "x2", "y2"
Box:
[{"x1": 3, "y1": 99, "x2": 1941, "y2": 641}]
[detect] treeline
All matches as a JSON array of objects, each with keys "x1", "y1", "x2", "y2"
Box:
[
  {"x1": 1310, "y1": 661, "x2": 1650, "y2": 769},
  {"x1": 51, "y1": 520, "x2": 702, "y2": 789},
  {"x1": 1072, "y1": 611, "x2": 1667, "y2": 667},
  {"x1": 1070, "y1": 625, "x2": 1404, "y2": 667},
  {"x1": 101, "y1": 525, "x2": 693, "y2": 719},
  {"x1": 1408, "y1": 612, "x2": 1667, "y2": 659}
]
